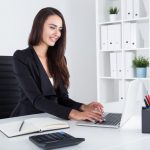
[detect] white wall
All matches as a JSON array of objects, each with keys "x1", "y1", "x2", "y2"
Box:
[
  {"x1": 0, "y1": 0, "x2": 97, "y2": 104},
  {"x1": 0, "y1": 0, "x2": 67, "y2": 55},
  {"x1": 66, "y1": 0, "x2": 97, "y2": 103}
]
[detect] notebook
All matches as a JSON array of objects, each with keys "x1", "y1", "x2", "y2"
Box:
[
  {"x1": 0, "y1": 117, "x2": 69, "y2": 137},
  {"x1": 77, "y1": 80, "x2": 145, "y2": 128}
]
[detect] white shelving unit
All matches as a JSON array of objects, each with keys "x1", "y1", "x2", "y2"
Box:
[{"x1": 96, "y1": 0, "x2": 150, "y2": 103}]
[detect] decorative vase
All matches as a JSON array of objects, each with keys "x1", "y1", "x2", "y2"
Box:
[
  {"x1": 109, "y1": 14, "x2": 117, "y2": 21},
  {"x1": 135, "y1": 67, "x2": 147, "y2": 78}
]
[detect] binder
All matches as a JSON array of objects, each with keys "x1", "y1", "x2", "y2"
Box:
[
  {"x1": 123, "y1": 23, "x2": 131, "y2": 49},
  {"x1": 118, "y1": 80, "x2": 123, "y2": 101},
  {"x1": 126, "y1": 0, "x2": 133, "y2": 19},
  {"x1": 125, "y1": 52, "x2": 135, "y2": 78},
  {"x1": 125, "y1": 80, "x2": 131, "y2": 97},
  {"x1": 116, "y1": 52, "x2": 122, "y2": 78},
  {"x1": 133, "y1": 0, "x2": 140, "y2": 19},
  {"x1": 108, "y1": 25, "x2": 114, "y2": 50},
  {"x1": 108, "y1": 24, "x2": 121, "y2": 50},
  {"x1": 113, "y1": 24, "x2": 121, "y2": 50},
  {"x1": 101, "y1": 25, "x2": 108, "y2": 50},
  {"x1": 110, "y1": 52, "x2": 117, "y2": 77},
  {"x1": 130, "y1": 23, "x2": 137, "y2": 49}
]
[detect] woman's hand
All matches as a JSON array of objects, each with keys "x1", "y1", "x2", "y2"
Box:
[
  {"x1": 80, "y1": 101, "x2": 104, "y2": 114},
  {"x1": 69, "y1": 109, "x2": 103, "y2": 122}
]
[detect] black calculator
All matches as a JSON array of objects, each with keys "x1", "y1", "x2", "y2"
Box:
[{"x1": 29, "y1": 131, "x2": 85, "y2": 149}]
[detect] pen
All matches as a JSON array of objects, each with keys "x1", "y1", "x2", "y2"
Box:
[
  {"x1": 145, "y1": 96, "x2": 150, "y2": 105},
  {"x1": 144, "y1": 99, "x2": 149, "y2": 107},
  {"x1": 146, "y1": 91, "x2": 150, "y2": 101},
  {"x1": 19, "y1": 120, "x2": 24, "y2": 132}
]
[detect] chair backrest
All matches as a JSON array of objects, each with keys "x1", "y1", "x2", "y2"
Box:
[{"x1": 0, "y1": 56, "x2": 20, "y2": 118}]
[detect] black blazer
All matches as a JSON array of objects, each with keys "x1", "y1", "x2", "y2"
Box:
[{"x1": 10, "y1": 46, "x2": 83, "y2": 119}]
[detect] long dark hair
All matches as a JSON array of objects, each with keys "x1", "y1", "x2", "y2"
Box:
[{"x1": 28, "y1": 7, "x2": 69, "y2": 89}]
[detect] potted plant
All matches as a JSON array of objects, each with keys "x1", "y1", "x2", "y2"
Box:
[
  {"x1": 132, "y1": 56, "x2": 149, "y2": 78},
  {"x1": 109, "y1": 7, "x2": 119, "y2": 21}
]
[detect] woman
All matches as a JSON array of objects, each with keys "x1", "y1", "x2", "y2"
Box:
[{"x1": 11, "y1": 7, "x2": 104, "y2": 122}]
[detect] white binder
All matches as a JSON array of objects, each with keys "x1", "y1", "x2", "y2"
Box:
[
  {"x1": 133, "y1": 0, "x2": 140, "y2": 19},
  {"x1": 125, "y1": 80, "x2": 131, "y2": 97},
  {"x1": 113, "y1": 24, "x2": 121, "y2": 50},
  {"x1": 101, "y1": 25, "x2": 108, "y2": 50},
  {"x1": 108, "y1": 25, "x2": 114, "y2": 50},
  {"x1": 130, "y1": 23, "x2": 137, "y2": 49},
  {"x1": 108, "y1": 24, "x2": 121, "y2": 50},
  {"x1": 126, "y1": 0, "x2": 133, "y2": 19},
  {"x1": 110, "y1": 52, "x2": 117, "y2": 77},
  {"x1": 118, "y1": 80, "x2": 123, "y2": 101},
  {"x1": 116, "y1": 52, "x2": 122, "y2": 78},
  {"x1": 123, "y1": 23, "x2": 131, "y2": 49},
  {"x1": 125, "y1": 52, "x2": 135, "y2": 78}
]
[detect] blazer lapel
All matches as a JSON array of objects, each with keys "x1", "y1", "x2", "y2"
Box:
[{"x1": 30, "y1": 47, "x2": 56, "y2": 96}]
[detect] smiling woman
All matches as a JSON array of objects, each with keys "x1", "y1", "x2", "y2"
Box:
[
  {"x1": 10, "y1": 7, "x2": 104, "y2": 122},
  {"x1": 43, "y1": 16, "x2": 63, "y2": 47}
]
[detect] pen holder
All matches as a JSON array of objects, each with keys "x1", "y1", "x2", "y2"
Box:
[{"x1": 142, "y1": 107, "x2": 150, "y2": 133}]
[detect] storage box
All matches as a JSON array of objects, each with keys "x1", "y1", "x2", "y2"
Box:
[{"x1": 142, "y1": 107, "x2": 150, "y2": 133}]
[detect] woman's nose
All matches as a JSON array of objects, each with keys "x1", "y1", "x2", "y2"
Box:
[{"x1": 54, "y1": 29, "x2": 61, "y2": 37}]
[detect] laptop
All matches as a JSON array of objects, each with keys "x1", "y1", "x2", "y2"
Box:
[{"x1": 77, "y1": 80, "x2": 145, "y2": 128}]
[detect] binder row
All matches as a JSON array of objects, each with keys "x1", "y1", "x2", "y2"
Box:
[
  {"x1": 110, "y1": 52, "x2": 135, "y2": 78},
  {"x1": 101, "y1": 23, "x2": 137, "y2": 51},
  {"x1": 126, "y1": 0, "x2": 146, "y2": 19},
  {"x1": 101, "y1": 24, "x2": 121, "y2": 50}
]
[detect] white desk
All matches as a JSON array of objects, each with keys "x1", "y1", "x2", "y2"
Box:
[{"x1": 0, "y1": 112, "x2": 150, "y2": 150}]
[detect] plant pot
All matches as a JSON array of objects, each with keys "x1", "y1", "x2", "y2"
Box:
[
  {"x1": 135, "y1": 67, "x2": 147, "y2": 78},
  {"x1": 109, "y1": 14, "x2": 117, "y2": 21}
]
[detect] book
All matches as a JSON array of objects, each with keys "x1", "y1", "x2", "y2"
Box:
[{"x1": 0, "y1": 117, "x2": 69, "y2": 138}]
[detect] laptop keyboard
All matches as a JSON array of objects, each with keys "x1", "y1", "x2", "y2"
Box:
[{"x1": 97, "y1": 113, "x2": 122, "y2": 126}]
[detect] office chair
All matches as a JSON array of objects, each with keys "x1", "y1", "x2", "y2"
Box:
[{"x1": 0, "y1": 56, "x2": 20, "y2": 119}]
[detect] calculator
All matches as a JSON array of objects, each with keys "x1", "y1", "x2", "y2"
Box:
[{"x1": 29, "y1": 131, "x2": 85, "y2": 149}]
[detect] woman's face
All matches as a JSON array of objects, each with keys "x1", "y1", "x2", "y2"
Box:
[{"x1": 41, "y1": 15, "x2": 63, "y2": 47}]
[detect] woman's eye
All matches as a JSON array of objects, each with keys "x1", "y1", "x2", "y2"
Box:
[{"x1": 50, "y1": 26, "x2": 55, "y2": 30}]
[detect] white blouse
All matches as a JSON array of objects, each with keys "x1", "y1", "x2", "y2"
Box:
[{"x1": 49, "y1": 77, "x2": 54, "y2": 86}]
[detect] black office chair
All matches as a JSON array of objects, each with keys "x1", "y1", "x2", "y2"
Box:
[{"x1": 0, "y1": 56, "x2": 20, "y2": 119}]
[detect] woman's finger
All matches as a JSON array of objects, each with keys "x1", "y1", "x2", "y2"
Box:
[
  {"x1": 86, "y1": 112, "x2": 102, "y2": 121},
  {"x1": 92, "y1": 101, "x2": 104, "y2": 108}
]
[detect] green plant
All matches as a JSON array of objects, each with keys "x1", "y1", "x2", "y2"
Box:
[
  {"x1": 109, "y1": 7, "x2": 119, "y2": 14},
  {"x1": 133, "y1": 56, "x2": 149, "y2": 68}
]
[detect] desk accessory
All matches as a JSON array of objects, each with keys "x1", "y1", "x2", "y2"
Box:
[
  {"x1": 0, "y1": 117, "x2": 69, "y2": 137},
  {"x1": 142, "y1": 94, "x2": 150, "y2": 133},
  {"x1": 29, "y1": 131, "x2": 85, "y2": 149}
]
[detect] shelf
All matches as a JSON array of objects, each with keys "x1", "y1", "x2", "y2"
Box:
[
  {"x1": 99, "y1": 76, "x2": 122, "y2": 80},
  {"x1": 123, "y1": 17, "x2": 149, "y2": 23},
  {"x1": 99, "y1": 17, "x2": 149, "y2": 26},
  {"x1": 96, "y1": 0, "x2": 150, "y2": 103},
  {"x1": 99, "y1": 20, "x2": 122, "y2": 25},
  {"x1": 100, "y1": 49, "x2": 122, "y2": 52},
  {"x1": 124, "y1": 78, "x2": 150, "y2": 80},
  {"x1": 124, "y1": 48, "x2": 149, "y2": 51},
  {"x1": 99, "y1": 77, "x2": 150, "y2": 80},
  {"x1": 98, "y1": 48, "x2": 149, "y2": 52}
]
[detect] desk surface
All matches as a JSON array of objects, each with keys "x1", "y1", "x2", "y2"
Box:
[{"x1": 0, "y1": 112, "x2": 150, "y2": 150}]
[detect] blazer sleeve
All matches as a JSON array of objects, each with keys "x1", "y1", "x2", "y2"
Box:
[
  {"x1": 13, "y1": 51, "x2": 72, "y2": 119},
  {"x1": 56, "y1": 56, "x2": 83, "y2": 110},
  {"x1": 57, "y1": 83, "x2": 83, "y2": 111}
]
